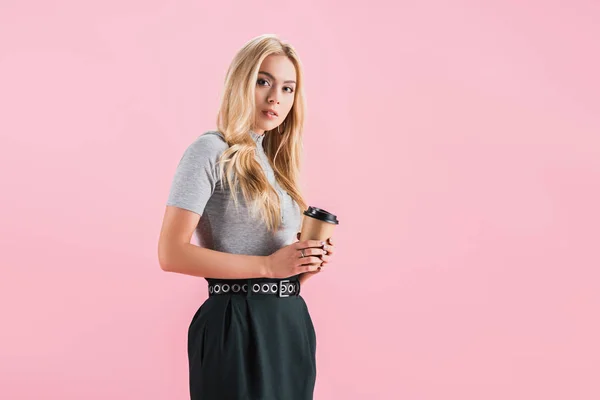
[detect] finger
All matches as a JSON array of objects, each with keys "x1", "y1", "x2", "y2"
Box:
[
  {"x1": 297, "y1": 256, "x2": 322, "y2": 267},
  {"x1": 307, "y1": 248, "x2": 326, "y2": 257},
  {"x1": 310, "y1": 250, "x2": 328, "y2": 260},
  {"x1": 301, "y1": 263, "x2": 321, "y2": 273},
  {"x1": 299, "y1": 248, "x2": 325, "y2": 259},
  {"x1": 297, "y1": 240, "x2": 327, "y2": 249}
]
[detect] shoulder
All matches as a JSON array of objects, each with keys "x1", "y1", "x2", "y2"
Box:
[{"x1": 185, "y1": 130, "x2": 229, "y2": 156}]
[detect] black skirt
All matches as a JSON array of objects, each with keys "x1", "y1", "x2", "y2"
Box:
[{"x1": 187, "y1": 276, "x2": 317, "y2": 400}]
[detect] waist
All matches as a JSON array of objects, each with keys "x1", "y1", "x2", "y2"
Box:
[{"x1": 205, "y1": 276, "x2": 301, "y2": 298}]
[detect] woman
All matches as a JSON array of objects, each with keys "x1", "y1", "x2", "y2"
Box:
[{"x1": 158, "y1": 34, "x2": 336, "y2": 400}]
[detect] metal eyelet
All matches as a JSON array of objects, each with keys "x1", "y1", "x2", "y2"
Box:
[
  {"x1": 270, "y1": 283, "x2": 278, "y2": 293},
  {"x1": 222, "y1": 284, "x2": 230, "y2": 293},
  {"x1": 253, "y1": 283, "x2": 260, "y2": 293},
  {"x1": 262, "y1": 283, "x2": 270, "y2": 293},
  {"x1": 232, "y1": 284, "x2": 240, "y2": 293},
  {"x1": 214, "y1": 284, "x2": 221, "y2": 294},
  {"x1": 288, "y1": 283, "x2": 295, "y2": 293},
  {"x1": 242, "y1": 284, "x2": 248, "y2": 293},
  {"x1": 209, "y1": 286, "x2": 214, "y2": 294}
]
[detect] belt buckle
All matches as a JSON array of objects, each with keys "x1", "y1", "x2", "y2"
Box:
[{"x1": 278, "y1": 279, "x2": 290, "y2": 298}]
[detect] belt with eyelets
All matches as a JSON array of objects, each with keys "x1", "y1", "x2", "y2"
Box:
[{"x1": 206, "y1": 277, "x2": 301, "y2": 298}]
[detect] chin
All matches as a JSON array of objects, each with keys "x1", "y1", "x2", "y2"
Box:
[{"x1": 258, "y1": 123, "x2": 277, "y2": 132}]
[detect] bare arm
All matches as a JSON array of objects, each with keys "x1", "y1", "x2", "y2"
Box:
[
  {"x1": 158, "y1": 206, "x2": 270, "y2": 279},
  {"x1": 161, "y1": 243, "x2": 271, "y2": 279}
]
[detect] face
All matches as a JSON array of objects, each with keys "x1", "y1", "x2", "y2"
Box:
[{"x1": 252, "y1": 54, "x2": 297, "y2": 135}]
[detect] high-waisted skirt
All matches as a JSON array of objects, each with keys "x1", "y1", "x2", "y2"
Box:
[{"x1": 187, "y1": 275, "x2": 317, "y2": 400}]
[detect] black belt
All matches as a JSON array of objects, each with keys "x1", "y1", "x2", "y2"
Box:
[{"x1": 206, "y1": 277, "x2": 301, "y2": 298}]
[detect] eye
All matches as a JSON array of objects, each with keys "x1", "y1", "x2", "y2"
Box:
[
  {"x1": 284, "y1": 86, "x2": 294, "y2": 93},
  {"x1": 257, "y1": 78, "x2": 269, "y2": 86}
]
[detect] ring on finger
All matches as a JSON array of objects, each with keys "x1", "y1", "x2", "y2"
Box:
[{"x1": 300, "y1": 249, "x2": 306, "y2": 258}]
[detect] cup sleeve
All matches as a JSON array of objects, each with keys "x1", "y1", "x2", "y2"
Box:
[{"x1": 165, "y1": 134, "x2": 227, "y2": 216}]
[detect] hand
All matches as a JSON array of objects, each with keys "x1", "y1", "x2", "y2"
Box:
[
  {"x1": 265, "y1": 239, "x2": 328, "y2": 279},
  {"x1": 296, "y1": 232, "x2": 335, "y2": 272}
]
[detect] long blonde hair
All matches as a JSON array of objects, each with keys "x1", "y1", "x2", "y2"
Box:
[{"x1": 215, "y1": 34, "x2": 308, "y2": 233}]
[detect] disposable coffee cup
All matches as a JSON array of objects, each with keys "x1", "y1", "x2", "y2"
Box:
[{"x1": 299, "y1": 206, "x2": 339, "y2": 242}]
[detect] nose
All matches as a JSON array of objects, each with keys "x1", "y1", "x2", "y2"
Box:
[{"x1": 267, "y1": 90, "x2": 280, "y2": 104}]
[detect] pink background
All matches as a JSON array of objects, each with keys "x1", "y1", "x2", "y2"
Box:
[{"x1": 1, "y1": 1, "x2": 599, "y2": 399}]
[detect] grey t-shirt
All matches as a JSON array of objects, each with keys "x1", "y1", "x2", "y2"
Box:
[{"x1": 166, "y1": 130, "x2": 302, "y2": 256}]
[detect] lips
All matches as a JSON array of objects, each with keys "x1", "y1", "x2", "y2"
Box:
[{"x1": 263, "y1": 109, "x2": 278, "y2": 117}]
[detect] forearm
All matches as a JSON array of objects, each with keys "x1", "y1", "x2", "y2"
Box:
[{"x1": 160, "y1": 243, "x2": 270, "y2": 279}]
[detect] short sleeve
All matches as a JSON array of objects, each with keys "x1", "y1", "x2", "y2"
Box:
[{"x1": 165, "y1": 132, "x2": 228, "y2": 216}]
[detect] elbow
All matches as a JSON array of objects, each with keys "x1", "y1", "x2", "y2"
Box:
[
  {"x1": 159, "y1": 260, "x2": 172, "y2": 272},
  {"x1": 158, "y1": 256, "x2": 172, "y2": 272},
  {"x1": 158, "y1": 242, "x2": 175, "y2": 272}
]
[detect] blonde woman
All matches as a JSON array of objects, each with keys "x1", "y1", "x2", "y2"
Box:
[{"x1": 158, "y1": 34, "x2": 336, "y2": 400}]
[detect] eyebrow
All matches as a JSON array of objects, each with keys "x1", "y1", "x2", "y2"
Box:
[{"x1": 258, "y1": 71, "x2": 296, "y2": 84}]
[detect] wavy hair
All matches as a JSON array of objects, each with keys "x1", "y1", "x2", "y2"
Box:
[{"x1": 215, "y1": 34, "x2": 308, "y2": 233}]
